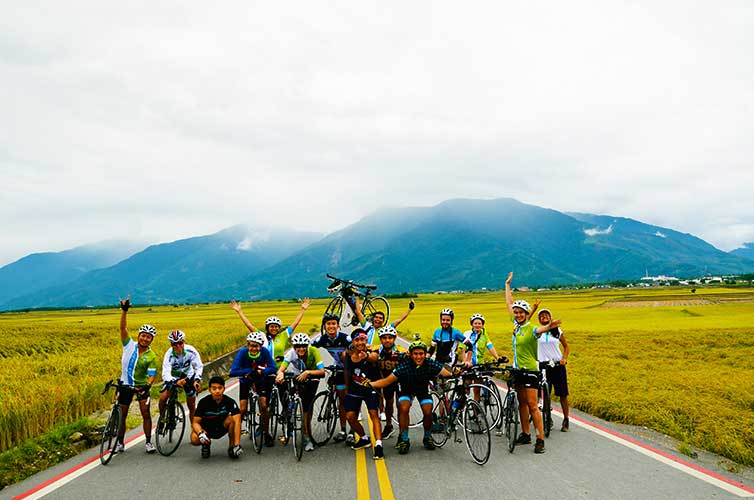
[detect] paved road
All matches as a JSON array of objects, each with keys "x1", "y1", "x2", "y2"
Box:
[{"x1": 3, "y1": 341, "x2": 754, "y2": 500}]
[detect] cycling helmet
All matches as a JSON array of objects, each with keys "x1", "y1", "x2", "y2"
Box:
[
  {"x1": 439, "y1": 308, "x2": 454, "y2": 320},
  {"x1": 167, "y1": 330, "x2": 185, "y2": 343},
  {"x1": 322, "y1": 312, "x2": 340, "y2": 323},
  {"x1": 290, "y1": 333, "x2": 311, "y2": 346},
  {"x1": 138, "y1": 324, "x2": 157, "y2": 337},
  {"x1": 246, "y1": 331, "x2": 266, "y2": 345},
  {"x1": 512, "y1": 300, "x2": 531, "y2": 313},
  {"x1": 265, "y1": 316, "x2": 282, "y2": 327},
  {"x1": 408, "y1": 338, "x2": 428, "y2": 352},
  {"x1": 469, "y1": 313, "x2": 485, "y2": 325},
  {"x1": 378, "y1": 326, "x2": 398, "y2": 337}
]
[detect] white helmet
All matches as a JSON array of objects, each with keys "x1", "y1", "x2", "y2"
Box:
[
  {"x1": 440, "y1": 308, "x2": 454, "y2": 320},
  {"x1": 246, "y1": 331, "x2": 266, "y2": 345},
  {"x1": 290, "y1": 333, "x2": 311, "y2": 346},
  {"x1": 512, "y1": 300, "x2": 531, "y2": 313},
  {"x1": 138, "y1": 324, "x2": 157, "y2": 337},
  {"x1": 168, "y1": 330, "x2": 185, "y2": 343},
  {"x1": 265, "y1": 316, "x2": 282, "y2": 327},
  {"x1": 469, "y1": 313, "x2": 485, "y2": 325},
  {"x1": 378, "y1": 326, "x2": 398, "y2": 337}
]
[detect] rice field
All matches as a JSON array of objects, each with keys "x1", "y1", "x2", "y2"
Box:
[{"x1": 1, "y1": 286, "x2": 753, "y2": 466}]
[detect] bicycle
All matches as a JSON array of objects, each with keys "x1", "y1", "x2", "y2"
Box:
[
  {"x1": 278, "y1": 372, "x2": 310, "y2": 461},
  {"x1": 430, "y1": 371, "x2": 492, "y2": 465},
  {"x1": 99, "y1": 379, "x2": 130, "y2": 465},
  {"x1": 241, "y1": 378, "x2": 265, "y2": 454},
  {"x1": 465, "y1": 361, "x2": 505, "y2": 430},
  {"x1": 324, "y1": 274, "x2": 390, "y2": 332},
  {"x1": 155, "y1": 380, "x2": 187, "y2": 456},
  {"x1": 498, "y1": 366, "x2": 521, "y2": 453},
  {"x1": 310, "y1": 366, "x2": 341, "y2": 446},
  {"x1": 267, "y1": 373, "x2": 282, "y2": 442},
  {"x1": 538, "y1": 360, "x2": 556, "y2": 438}
]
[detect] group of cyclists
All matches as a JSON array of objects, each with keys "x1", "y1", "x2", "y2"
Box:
[{"x1": 114, "y1": 271, "x2": 570, "y2": 461}]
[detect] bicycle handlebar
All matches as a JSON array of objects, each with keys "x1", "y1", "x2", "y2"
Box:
[{"x1": 326, "y1": 274, "x2": 377, "y2": 291}]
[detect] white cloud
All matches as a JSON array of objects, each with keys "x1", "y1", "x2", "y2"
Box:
[
  {"x1": 655, "y1": 231, "x2": 667, "y2": 239},
  {"x1": 584, "y1": 225, "x2": 614, "y2": 237}
]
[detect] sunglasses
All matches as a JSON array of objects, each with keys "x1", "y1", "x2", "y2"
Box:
[{"x1": 171, "y1": 341, "x2": 185, "y2": 346}]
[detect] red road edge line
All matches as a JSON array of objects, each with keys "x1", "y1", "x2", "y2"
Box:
[{"x1": 12, "y1": 379, "x2": 241, "y2": 500}]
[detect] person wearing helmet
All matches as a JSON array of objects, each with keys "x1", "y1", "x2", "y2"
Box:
[
  {"x1": 429, "y1": 308, "x2": 470, "y2": 367},
  {"x1": 537, "y1": 308, "x2": 571, "y2": 432},
  {"x1": 275, "y1": 333, "x2": 325, "y2": 451},
  {"x1": 505, "y1": 272, "x2": 562, "y2": 454},
  {"x1": 463, "y1": 314, "x2": 507, "y2": 402},
  {"x1": 354, "y1": 296, "x2": 416, "y2": 345},
  {"x1": 229, "y1": 298, "x2": 312, "y2": 362},
  {"x1": 158, "y1": 329, "x2": 204, "y2": 424},
  {"x1": 375, "y1": 325, "x2": 406, "y2": 439},
  {"x1": 229, "y1": 331, "x2": 278, "y2": 447},
  {"x1": 312, "y1": 312, "x2": 352, "y2": 442},
  {"x1": 367, "y1": 335, "x2": 455, "y2": 454},
  {"x1": 116, "y1": 295, "x2": 159, "y2": 454}
]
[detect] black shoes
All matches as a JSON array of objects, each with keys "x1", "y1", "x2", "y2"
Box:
[{"x1": 516, "y1": 432, "x2": 532, "y2": 444}]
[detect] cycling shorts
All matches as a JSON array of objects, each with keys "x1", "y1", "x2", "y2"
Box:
[
  {"x1": 161, "y1": 378, "x2": 199, "y2": 398},
  {"x1": 396, "y1": 384, "x2": 431, "y2": 405},
  {"x1": 381, "y1": 382, "x2": 399, "y2": 402},
  {"x1": 240, "y1": 376, "x2": 272, "y2": 400},
  {"x1": 513, "y1": 369, "x2": 541, "y2": 389},
  {"x1": 118, "y1": 385, "x2": 151, "y2": 406},
  {"x1": 543, "y1": 363, "x2": 569, "y2": 397},
  {"x1": 205, "y1": 425, "x2": 229, "y2": 440},
  {"x1": 344, "y1": 390, "x2": 380, "y2": 412}
]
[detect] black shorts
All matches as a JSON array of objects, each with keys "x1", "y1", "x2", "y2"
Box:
[
  {"x1": 297, "y1": 379, "x2": 320, "y2": 412},
  {"x1": 240, "y1": 377, "x2": 272, "y2": 400},
  {"x1": 331, "y1": 369, "x2": 346, "y2": 390},
  {"x1": 381, "y1": 383, "x2": 398, "y2": 402},
  {"x1": 204, "y1": 425, "x2": 228, "y2": 440},
  {"x1": 344, "y1": 390, "x2": 380, "y2": 412},
  {"x1": 161, "y1": 378, "x2": 199, "y2": 398},
  {"x1": 513, "y1": 369, "x2": 541, "y2": 390},
  {"x1": 118, "y1": 385, "x2": 150, "y2": 406},
  {"x1": 543, "y1": 363, "x2": 569, "y2": 397},
  {"x1": 397, "y1": 384, "x2": 432, "y2": 405}
]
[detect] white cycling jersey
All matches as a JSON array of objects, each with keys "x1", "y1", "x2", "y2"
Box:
[{"x1": 162, "y1": 344, "x2": 204, "y2": 382}]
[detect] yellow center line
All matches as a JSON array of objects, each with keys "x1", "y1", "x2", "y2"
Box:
[
  {"x1": 355, "y1": 442, "x2": 370, "y2": 500},
  {"x1": 369, "y1": 431, "x2": 395, "y2": 500}
]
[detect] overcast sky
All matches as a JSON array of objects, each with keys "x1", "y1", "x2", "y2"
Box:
[{"x1": 2, "y1": 1, "x2": 753, "y2": 266}]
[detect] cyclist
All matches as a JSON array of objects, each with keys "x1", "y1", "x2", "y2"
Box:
[
  {"x1": 367, "y1": 337, "x2": 455, "y2": 454},
  {"x1": 311, "y1": 312, "x2": 352, "y2": 442},
  {"x1": 537, "y1": 308, "x2": 571, "y2": 432},
  {"x1": 429, "y1": 308, "x2": 470, "y2": 367},
  {"x1": 354, "y1": 296, "x2": 416, "y2": 345},
  {"x1": 230, "y1": 298, "x2": 311, "y2": 362},
  {"x1": 275, "y1": 333, "x2": 325, "y2": 452},
  {"x1": 159, "y1": 329, "x2": 203, "y2": 425},
  {"x1": 374, "y1": 325, "x2": 406, "y2": 439},
  {"x1": 343, "y1": 328, "x2": 384, "y2": 459},
  {"x1": 229, "y1": 331, "x2": 278, "y2": 447},
  {"x1": 505, "y1": 272, "x2": 562, "y2": 454},
  {"x1": 191, "y1": 376, "x2": 242, "y2": 459},
  {"x1": 463, "y1": 314, "x2": 506, "y2": 400},
  {"x1": 116, "y1": 296, "x2": 158, "y2": 454}
]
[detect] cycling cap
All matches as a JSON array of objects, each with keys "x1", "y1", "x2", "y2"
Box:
[
  {"x1": 512, "y1": 300, "x2": 531, "y2": 313},
  {"x1": 439, "y1": 308, "x2": 454, "y2": 320},
  {"x1": 265, "y1": 316, "x2": 282, "y2": 327},
  {"x1": 138, "y1": 324, "x2": 157, "y2": 337},
  {"x1": 469, "y1": 313, "x2": 485, "y2": 325},
  {"x1": 378, "y1": 326, "x2": 398, "y2": 337},
  {"x1": 246, "y1": 332, "x2": 266, "y2": 345},
  {"x1": 167, "y1": 330, "x2": 185, "y2": 343},
  {"x1": 290, "y1": 333, "x2": 311, "y2": 346},
  {"x1": 537, "y1": 308, "x2": 552, "y2": 317}
]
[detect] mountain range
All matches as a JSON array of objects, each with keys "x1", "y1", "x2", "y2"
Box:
[{"x1": 1, "y1": 198, "x2": 752, "y2": 310}]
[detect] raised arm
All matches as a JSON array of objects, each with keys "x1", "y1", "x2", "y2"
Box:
[
  {"x1": 392, "y1": 299, "x2": 415, "y2": 328},
  {"x1": 353, "y1": 295, "x2": 366, "y2": 325},
  {"x1": 534, "y1": 319, "x2": 562, "y2": 336},
  {"x1": 504, "y1": 272, "x2": 514, "y2": 315},
  {"x1": 288, "y1": 298, "x2": 311, "y2": 331},
  {"x1": 230, "y1": 300, "x2": 257, "y2": 333},
  {"x1": 529, "y1": 299, "x2": 541, "y2": 319},
  {"x1": 119, "y1": 295, "x2": 130, "y2": 344}
]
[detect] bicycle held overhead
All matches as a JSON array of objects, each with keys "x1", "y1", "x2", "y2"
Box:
[{"x1": 323, "y1": 274, "x2": 390, "y2": 332}]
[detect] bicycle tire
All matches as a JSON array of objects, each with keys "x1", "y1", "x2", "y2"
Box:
[
  {"x1": 463, "y1": 399, "x2": 491, "y2": 465},
  {"x1": 504, "y1": 390, "x2": 519, "y2": 453},
  {"x1": 542, "y1": 381, "x2": 552, "y2": 438},
  {"x1": 291, "y1": 397, "x2": 304, "y2": 461},
  {"x1": 310, "y1": 391, "x2": 337, "y2": 446},
  {"x1": 391, "y1": 395, "x2": 424, "y2": 429},
  {"x1": 322, "y1": 297, "x2": 345, "y2": 333},
  {"x1": 362, "y1": 296, "x2": 390, "y2": 325},
  {"x1": 99, "y1": 405, "x2": 120, "y2": 465},
  {"x1": 250, "y1": 395, "x2": 263, "y2": 453},
  {"x1": 468, "y1": 381, "x2": 502, "y2": 429},
  {"x1": 268, "y1": 386, "x2": 279, "y2": 441},
  {"x1": 430, "y1": 391, "x2": 449, "y2": 447},
  {"x1": 156, "y1": 398, "x2": 185, "y2": 456}
]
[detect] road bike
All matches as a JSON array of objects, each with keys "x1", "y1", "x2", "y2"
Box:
[
  {"x1": 278, "y1": 372, "x2": 310, "y2": 461},
  {"x1": 241, "y1": 378, "x2": 265, "y2": 454},
  {"x1": 99, "y1": 379, "x2": 130, "y2": 465},
  {"x1": 465, "y1": 361, "x2": 504, "y2": 430},
  {"x1": 267, "y1": 373, "x2": 282, "y2": 442},
  {"x1": 324, "y1": 274, "x2": 390, "y2": 332},
  {"x1": 539, "y1": 360, "x2": 556, "y2": 438},
  {"x1": 155, "y1": 380, "x2": 187, "y2": 456},
  {"x1": 310, "y1": 366, "x2": 341, "y2": 446},
  {"x1": 498, "y1": 366, "x2": 521, "y2": 453},
  {"x1": 430, "y1": 371, "x2": 492, "y2": 465}
]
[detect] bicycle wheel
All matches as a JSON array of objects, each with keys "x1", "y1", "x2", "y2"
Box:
[
  {"x1": 99, "y1": 405, "x2": 120, "y2": 465},
  {"x1": 504, "y1": 390, "x2": 519, "y2": 453},
  {"x1": 468, "y1": 382, "x2": 502, "y2": 429},
  {"x1": 310, "y1": 391, "x2": 336, "y2": 446},
  {"x1": 156, "y1": 399, "x2": 185, "y2": 456},
  {"x1": 391, "y1": 395, "x2": 424, "y2": 429},
  {"x1": 268, "y1": 387, "x2": 279, "y2": 441},
  {"x1": 322, "y1": 297, "x2": 345, "y2": 333},
  {"x1": 463, "y1": 400, "x2": 491, "y2": 465},
  {"x1": 250, "y1": 395, "x2": 263, "y2": 453},
  {"x1": 362, "y1": 296, "x2": 390, "y2": 325},
  {"x1": 542, "y1": 381, "x2": 552, "y2": 438},
  {"x1": 291, "y1": 397, "x2": 304, "y2": 461},
  {"x1": 430, "y1": 391, "x2": 449, "y2": 447}
]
